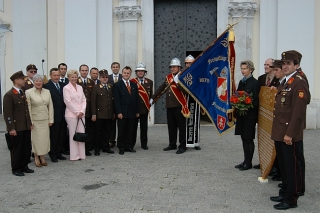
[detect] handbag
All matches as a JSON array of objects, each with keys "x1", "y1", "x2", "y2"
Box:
[
  {"x1": 5, "y1": 133, "x2": 12, "y2": 150},
  {"x1": 73, "y1": 118, "x2": 89, "y2": 142}
]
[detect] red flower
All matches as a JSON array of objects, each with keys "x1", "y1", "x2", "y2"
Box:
[
  {"x1": 245, "y1": 97, "x2": 252, "y2": 104},
  {"x1": 238, "y1": 90, "x2": 245, "y2": 96}
]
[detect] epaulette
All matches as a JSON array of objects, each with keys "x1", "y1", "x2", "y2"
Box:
[
  {"x1": 24, "y1": 77, "x2": 28, "y2": 80},
  {"x1": 296, "y1": 75, "x2": 302, "y2": 80}
]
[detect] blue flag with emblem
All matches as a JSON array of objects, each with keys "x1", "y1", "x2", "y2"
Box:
[{"x1": 178, "y1": 30, "x2": 235, "y2": 134}]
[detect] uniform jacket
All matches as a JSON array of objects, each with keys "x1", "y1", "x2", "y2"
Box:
[
  {"x1": 152, "y1": 77, "x2": 186, "y2": 108},
  {"x1": 258, "y1": 73, "x2": 279, "y2": 87},
  {"x1": 91, "y1": 83, "x2": 114, "y2": 119},
  {"x1": 77, "y1": 77, "x2": 95, "y2": 118},
  {"x1": 43, "y1": 80, "x2": 66, "y2": 123},
  {"x1": 135, "y1": 78, "x2": 153, "y2": 114},
  {"x1": 271, "y1": 72, "x2": 310, "y2": 142},
  {"x1": 92, "y1": 79, "x2": 100, "y2": 85},
  {"x1": 63, "y1": 83, "x2": 86, "y2": 118},
  {"x1": 3, "y1": 88, "x2": 32, "y2": 131},
  {"x1": 108, "y1": 74, "x2": 122, "y2": 85},
  {"x1": 25, "y1": 88, "x2": 54, "y2": 123},
  {"x1": 22, "y1": 78, "x2": 34, "y2": 91},
  {"x1": 113, "y1": 80, "x2": 140, "y2": 118}
]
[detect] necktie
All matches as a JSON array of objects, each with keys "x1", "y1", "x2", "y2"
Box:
[
  {"x1": 126, "y1": 81, "x2": 131, "y2": 94},
  {"x1": 55, "y1": 83, "x2": 60, "y2": 92},
  {"x1": 103, "y1": 85, "x2": 108, "y2": 91},
  {"x1": 140, "y1": 80, "x2": 144, "y2": 85},
  {"x1": 114, "y1": 76, "x2": 118, "y2": 83},
  {"x1": 266, "y1": 77, "x2": 271, "y2": 86},
  {"x1": 61, "y1": 78, "x2": 64, "y2": 83},
  {"x1": 83, "y1": 79, "x2": 87, "y2": 86},
  {"x1": 281, "y1": 79, "x2": 286, "y2": 86},
  {"x1": 19, "y1": 90, "x2": 23, "y2": 96}
]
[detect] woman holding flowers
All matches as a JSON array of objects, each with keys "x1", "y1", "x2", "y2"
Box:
[{"x1": 233, "y1": 60, "x2": 260, "y2": 171}]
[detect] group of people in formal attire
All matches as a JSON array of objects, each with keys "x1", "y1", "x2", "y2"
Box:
[{"x1": 233, "y1": 50, "x2": 310, "y2": 210}]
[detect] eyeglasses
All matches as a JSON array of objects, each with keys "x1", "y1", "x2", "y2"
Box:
[{"x1": 29, "y1": 71, "x2": 37, "y2": 73}]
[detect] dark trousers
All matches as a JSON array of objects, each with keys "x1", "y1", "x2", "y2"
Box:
[
  {"x1": 109, "y1": 119, "x2": 117, "y2": 142},
  {"x1": 61, "y1": 119, "x2": 70, "y2": 152},
  {"x1": 95, "y1": 118, "x2": 112, "y2": 152},
  {"x1": 117, "y1": 118, "x2": 135, "y2": 151},
  {"x1": 275, "y1": 140, "x2": 303, "y2": 205},
  {"x1": 240, "y1": 136, "x2": 255, "y2": 165},
  {"x1": 132, "y1": 113, "x2": 148, "y2": 148},
  {"x1": 10, "y1": 130, "x2": 31, "y2": 172},
  {"x1": 167, "y1": 107, "x2": 186, "y2": 150},
  {"x1": 298, "y1": 141, "x2": 305, "y2": 193},
  {"x1": 49, "y1": 122, "x2": 64, "y2": 159},
  {"x1": 85, "y1": 117, "x2": 96, "y2": 151}
]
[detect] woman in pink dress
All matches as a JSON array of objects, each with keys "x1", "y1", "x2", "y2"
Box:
[{"x1": 63, "y1": 69, "x2": 86, "y2": 160}]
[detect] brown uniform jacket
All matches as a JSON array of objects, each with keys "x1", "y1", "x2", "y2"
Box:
[
  {"x1": 271, "y1": 72, "x2": 310, "y2": 142},
  {"x1": 136, "y1": 78, "x2": 153, "y2": 114},
  {"x1": 152, "y1": 78, "x2": 186, "y2": 108},
  {"x1": 77, "y1": 77, "x2": 95, "y2": 118},
  {"x1": 91, "y1": 83, "x2": 114, "y2": 119},
  {"x1": 3, "y1": 88, "x2": 32, "y2": 132},
  {"x1": 22, "y1": 78, "x2": 34, "y2": 91}
]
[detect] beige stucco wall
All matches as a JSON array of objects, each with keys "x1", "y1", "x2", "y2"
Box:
[{"x1": 314, "y1": 0, "x2": 320, "y2": 100}]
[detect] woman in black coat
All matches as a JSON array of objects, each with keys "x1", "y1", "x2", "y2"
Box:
[{"x1": 234, "y1": 60, "x2": 260, "y2": 171}]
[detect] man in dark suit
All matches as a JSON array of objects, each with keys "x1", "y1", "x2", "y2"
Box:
[
  {"x1": 3, "y1": 71, "x2": 34, "y2": 176},
  {"x1": 131, "y1": 63, "x2": 153, "y2": 150},
  {"x1": 43, "y1": 68, "x2": 67, "y2": 163},
  {"x1": 113, "y1": 66, "x2": 140, "y2": 155},
  {"x1": 270, "y1": 51, "x2": 310, "y2": 210},
  {"x1": 91, "y1": 69, "x2": 115, "y2": 156},
  {"x1": 77, "y1": 64, "x2": 95, "y2": 156},
  {"x1": 151, "y1": 58, "x2": 189, "y2": 154},
  {"x1": 58, "y1": 63, "x2": 69, "y2": 84},
  {"x1": 22, "y1": 64, "x2": 38, "y2": 91},
  {"x1": 254, "y1": 58, "x2": 280, "y2": 170},
  {"x1": 108, "y1": 62, "x2": 122, "y2": 148}
]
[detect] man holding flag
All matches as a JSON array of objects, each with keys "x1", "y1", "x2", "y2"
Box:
[{"x1": 151, "y1": 58, "x2": 190, "y2": 154}]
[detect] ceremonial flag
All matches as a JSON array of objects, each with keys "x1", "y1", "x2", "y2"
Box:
[{"x1": 178, "y1": 30, "x2": 235, "y2": 134}]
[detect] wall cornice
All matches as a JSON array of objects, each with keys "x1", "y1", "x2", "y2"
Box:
[
  {"x1": 114, "y1": 6, "x2": 141, "y2": 21},
  {"x1": 228, "y1": 2, "x2": 258, "y2": 18}
]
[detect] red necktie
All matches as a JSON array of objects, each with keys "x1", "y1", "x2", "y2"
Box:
[
  {"x1": 266, "y1": 77, "x2": 271, "y2": 86},
  {"x1": 126, "y1": 81, "x2": 131, "y2": 94}
]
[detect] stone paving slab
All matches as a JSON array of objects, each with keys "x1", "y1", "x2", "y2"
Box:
[{"x1": 0, "y1": 116, "x2": 319, "y2": 213}]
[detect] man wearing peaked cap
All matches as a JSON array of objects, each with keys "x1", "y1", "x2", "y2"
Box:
[
  {"x1": 3, "y1": 71, "x2": 33, "y2": 176},
  {"x1": 270, "y1": 50, "x2": 310, "y2": 210},
  {"x1": 91, "y1": 69, "x2": 115, "y2": 156},
  {"x1": 286, "y1": 50, "x2": 308, "y2": 87},
  {"x1": 22, "y1": 64, "x2": 38, "y2": 91}
]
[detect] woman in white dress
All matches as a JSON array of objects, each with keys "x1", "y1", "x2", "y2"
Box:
[{"x1": 26, "y1": 74, "x2": 54, "y2": 167}]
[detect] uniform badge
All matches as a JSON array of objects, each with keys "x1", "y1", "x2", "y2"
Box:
[
  {"x1": 281, "y1": 97, "x2": 285, "y2": 102},
  {"x1": 298, "y1": 91, "x2": 304, "y2": 98},
  {"x1": 27, "y1": 81, "x2": 31, "y2": 84},
  {"x1": 287, "y1": 77, "x2": 294, "y2": 85},
  {"x1": 78, "y1": 78, "x2": 82, "y2": 83},
  {"x1": 99, "y1": 85, "x2": 103, "y2": 88}
]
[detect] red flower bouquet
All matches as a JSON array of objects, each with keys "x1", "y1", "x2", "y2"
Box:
[{"x1": 230, "y1": 91, "x2": 253, "y2": 116}]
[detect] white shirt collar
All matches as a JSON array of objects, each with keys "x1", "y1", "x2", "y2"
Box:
[{"x1": 285, "y1": 71, "x2": 297, "y2": 84}]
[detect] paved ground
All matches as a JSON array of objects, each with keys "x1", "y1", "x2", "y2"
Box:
[{"x1": 0, "y1": 116, "x2": 319, "y2": 213}]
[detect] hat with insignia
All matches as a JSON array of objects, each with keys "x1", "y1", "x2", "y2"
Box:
[
  {"x1": 135, "y1": 62, "x2": 147, "y2": 72},
  {"x1": 280, "y1": 51, "x2": 299, "y2": 63},
  {"x1": 269, "y1": 60, "x2": 282, "y2": 68},
  {"x1": 10, "y1": 71, "x2": 26, "y2": 81},
  {"x1": 26, "y1": 64, "x2": 38, "y2": 71},
  {"x1": 99, "y1": 69, "x2": 109, "y2": 77},
  {"x1": 286, "y1": 50, "x2": 302, "y2": 64},
  {"x1": 185, "y1": 55, "x2": 195, "y2": 63}
]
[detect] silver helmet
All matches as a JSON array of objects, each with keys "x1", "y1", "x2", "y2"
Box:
[
  {"x1": 185, "y1": 55, "x2": 195, "y2": 63},
  {"x1": 135, "y1": 62, "x2": 147, "y2": 72},
  {"x1": 169, "y1": 57, "x2": 182, "y2": 67}
]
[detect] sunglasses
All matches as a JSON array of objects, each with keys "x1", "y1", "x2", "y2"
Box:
[{"x1": 29, "y1": 71, "x2": 37, "y2": 74}]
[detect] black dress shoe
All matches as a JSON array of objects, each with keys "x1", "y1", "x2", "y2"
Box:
[
  {"x1": 274, "y1": 202, "x2": 297, "y2": 210},
  {"x1": 94, "y1": 152, "x2": 100, "y2": 156},
  {"x1": 119, "y1": 150, "x2": 124, "y2": 155},
  {"x1": 51, "y1": 158, "x2": 58, "y2": 163},
  {"x1": 142, "y1": 146, "x2": 148, "y2": 150},
  {"x1": 253, "y1": 164, "x2": 260, "y2": 169},
  {"x1": 278, "y1": 183, "x2": 283, "y2": 188},
  {"x1": 235, "y1": 162, "x2": 245, "y2": 169},
  {"x1": 176, "y1": 149, "x2": 186, "y2": 154},
  {"x1": 62, "y1": 150, "x2": 70, "y2": 155},
  {"x1": 109, "y1": 141, "x2": 116, "y2": 148},
  {"x1": 57, "y1": 155, "x2": 66, "y2": 160},
  {"x1": 270, "y1": 196, "x2": 284, "y2": 202},
  {"x1": 102, "y1": 150, "x2": 114, "y2": 154},
  {"x1": 163, "y1": 146, "x2": 177, "y2": 151},
  {"x1": 239, "y1": 164, "x2": 252, "y2": 171},
  {"x1": 272, "y1": 176, "x2": 282, "y2": 181},
  {"x1": 125, "y1": 148, "x2": 136, "y2": 153},
  {"x1": 22, "y1": 167, "x2": 34, "y2": 173},
  {"x1": 297, "y1": 192, "x2": 304, "y2": 196},
  {"x1": 86, "y1": 151, "x2": 92, "y2": 156},
  {"x1": 12, "y1": 171, "x2": 24, "y2": 176}
]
